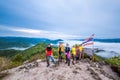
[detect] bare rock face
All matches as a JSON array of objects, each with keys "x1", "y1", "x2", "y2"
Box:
[
  {"x1": 16, "y1": 60, "x2": 38, "y2": 72},
  {"x1": 111, "y1": 65, "x2": 120, "y2": 77},
  {"x1": 90, "y1": 62, "x2": 102, "y2": 69},
  {"x1": 89, "y1": 62, "x2": 120, "y2": 80},
  {"x1": 2, "y1": 59, "x2": 120, "y2": 80},
  {"x1": 0, "y1": 72, "x2": 9, "y2": 79},
  {"x1": 98, "y1": 61, "x2": 106, "y2": 66},
  {"x1": 118, "y1": 68, "x2": 120, "y2": 77},
  {"x1": 87, "y1": 67, "x2": 102, "y2": 80},
  {"x1": 82, "y1": 58, "x2": 91, "y2": 63},
  {"x1": 83, "y1": 48, "x2": 94, "y2": 56}
]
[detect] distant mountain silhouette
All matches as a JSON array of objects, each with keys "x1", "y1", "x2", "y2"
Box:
[{"x1": 0, "y1": 37, "x2": 63, "y2": 49}]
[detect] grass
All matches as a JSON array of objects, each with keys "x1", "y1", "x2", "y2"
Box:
[{"x1": 105, "y1": 56, "x2": 120, "y2": 66}]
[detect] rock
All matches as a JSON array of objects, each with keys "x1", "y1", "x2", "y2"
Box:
[
  {"x1": 0, "y1": 72, "x2": 9, "y2": 78},
  {"x1": 98, "y1": 61, "x2": 106, "y2": 66},
  {"x1": 75, "y1": 67, "x2": 82, "y2": 70},
  {"x1": 99, "y1": 69, "x2": 104, "y2": 74},
  {"x1": 87, "y1": 67, "x2": 102, "y2": 80},
  {"x1": 111, "y1": 65, "x2": 120, "y2": 77},
  {"x1": 16, "y1": 65, "x2": 26, "y2": 72},
  {"x1": 25, "y1": 61, "x2": 38, "y2": 69},
  {"x1": 23, "y1": 60, "x2": 29, "y2": 65},
  {"x1": 118, "y1": 68, "x2": 120, "y2": 77},
  {"x1": 83, "y1": 48, "x2": 94, "y2": 56},
  {"x1": 83, "y1": 58, "x2": 91, "y2": 63},
  {"x1": 24, "y1": 69, "x2": 29, "y2": 73},
  {"x1": 57, "y1": 75, "x2": 65, "y2": 80},
  {"x1": 41, "y1": 59, "x2": 46, "y2": 62},
  {"x1": 16, "y1": 61, "x2": 38, "y2": 72},
  {"x1": 3, "y1": 59, "x2": 120, "y2": 80},
  {"x1": 99, "y1": 68, "x2": 116, "y2": 80},
  {"x1": 90, "y1": 62, "x2": 102, "y2": 69},
  {"x1": 73, "y1": 70, "x2": 79, "y2": 74},
  {"x1": 36, "y1": 59, "x2": 41, "y2": 63},
  {"x1": 90, "y1": 62, "x2": 96, "y2": 67}
]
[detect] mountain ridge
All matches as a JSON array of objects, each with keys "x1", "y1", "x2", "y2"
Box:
[{"x1": 0, "y1": 37, "x2": 63, "y2": 50}]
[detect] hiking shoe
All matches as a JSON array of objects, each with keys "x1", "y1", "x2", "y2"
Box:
[
  {"x1": 72, "y1": 61, "x2": 75, "y2": 65},
  {"x1": 47, "y1": 64, "x2": 50, "y2": 67},
  {"x1": 68, "y1": 63, "x2": 70, "y2": 66}
]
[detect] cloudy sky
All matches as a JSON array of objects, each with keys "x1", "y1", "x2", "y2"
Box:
[{"x1": 0, "y1": 0, "x2": 120, "y2": 39}]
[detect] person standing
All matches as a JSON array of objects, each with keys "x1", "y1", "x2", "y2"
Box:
[
  {"x1": 58, "y1": 42, "x2": 64, "y2": 62},
  {"x1": 76, "y1": 45, "x2": 81, "y2": 63},
  {"x1": 71, "y1": 45, "x2": 76, "y2": 65},
  {"x1": 65, "y1": 43, "x2": 71, "y2": 66},
  {"x1": 45, "y1": 44, "x2": 56, "y2": 67},
  {"x1": 79, "y1": 44, "x2": 83, "y2": 59}
]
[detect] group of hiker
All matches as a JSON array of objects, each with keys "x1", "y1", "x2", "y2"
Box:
[{"x1": 45, "y1": 42, "x2": 83, "y2": 67}]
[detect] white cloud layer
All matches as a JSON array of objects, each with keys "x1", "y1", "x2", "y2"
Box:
[{"x1": 0, "y1": 25, "x2": 79, "y2": 39}]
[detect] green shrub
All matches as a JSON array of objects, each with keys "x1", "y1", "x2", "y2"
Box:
[
  {"x1": 11, "y1": 54, "x2": 23, "y2": 63},
  {"x1": 28, "y1": 53, "x2": 45, "y2": 62},
  {"x1": 0, "y1": 49, "x2": 21, "y2": 58},
  {"x1": 22, "y1": 43, "x2": 47, "y2": 61},
  {"x1": 0, "y1": 55, "x2": 23, "y2": 70},
  {"x1": 105, "y1": 56, "x2": 120, "y2": 66},
  {"x1": 6, "y1": 61, "x2": 22, "y2": 69}
]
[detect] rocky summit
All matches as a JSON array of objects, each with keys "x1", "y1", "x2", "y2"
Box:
[{"x1": 2, "y1": 59, "x2": 120, "y2": 80}]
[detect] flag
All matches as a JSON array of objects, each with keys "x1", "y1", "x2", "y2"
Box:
[{"x1": 82, "y1": 34, "x2": 94, "y2": 46}]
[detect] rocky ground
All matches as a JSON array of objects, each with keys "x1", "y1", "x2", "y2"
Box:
[{"x1": 2, "y1": 59, "x2": 120, "y2": 80}]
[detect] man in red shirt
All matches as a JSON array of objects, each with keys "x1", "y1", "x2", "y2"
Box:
[{"x1": 45, "y1": 44, "x2": 56, "y2": 67}]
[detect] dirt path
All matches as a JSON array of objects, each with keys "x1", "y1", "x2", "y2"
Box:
[{"x1": 3, "y1": 59, "x2": 120, "y2": 80}]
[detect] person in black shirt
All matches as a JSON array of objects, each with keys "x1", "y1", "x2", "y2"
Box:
[{"x1": 65, "y1": 43, "x2": 71, "y2": 66}]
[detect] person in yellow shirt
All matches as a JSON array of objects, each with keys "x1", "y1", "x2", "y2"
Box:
[
  {"x1": 71, "y1": 45, "x2": 76, "y2": 64},
  {"x1": 79, "y1": 44, "x2": 83, "y2": 59},
  {"x1": 58, "y1": 42, "x2": 64, "y2": 62}
]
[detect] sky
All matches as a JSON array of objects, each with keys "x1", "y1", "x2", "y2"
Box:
[{"x1": 0, "y1": 0, "x2": 120, "y2": 39}]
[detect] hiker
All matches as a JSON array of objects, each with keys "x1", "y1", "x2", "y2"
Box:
[
  {"x1": 72, "y1": 46, "x2": 76, "y2": 64},
  {"x1": 76, "y1": 45, "x2": 81, "y2": 63},
  {"x1": 58, "y1": 42, "x2": 64, "y2": 62},
  {"x1": 71, "y1": 45, "x2": 76, "y2": 65},
  {"x1": 65, "y1": 43, "x2": 71, "y2": 66},
  {"x1": 79, "y1": 44, "x2": 83, "y2": 59},
  {"x1": 45, "y1": 44, "x2": 56, "y2": 67}
]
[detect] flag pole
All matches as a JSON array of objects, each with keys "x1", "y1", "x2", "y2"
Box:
[{"x1": 92, "y1": 34, "x2": 95, "y2": 62}]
